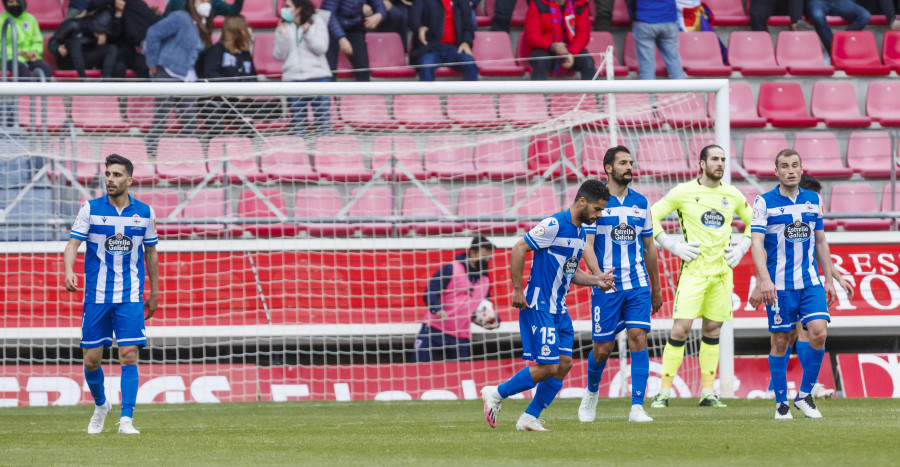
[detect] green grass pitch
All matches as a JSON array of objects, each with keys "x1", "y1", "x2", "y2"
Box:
[{"x1": 2, "y1": 398, "x2": 898, "y2": 466}]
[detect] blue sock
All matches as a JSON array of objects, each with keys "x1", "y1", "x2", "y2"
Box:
[
  {"x1": 498, "y1": 367, "x2": 537, "y2": 399},
  {"x1": 630, "y1": 350, "x2": 649, "y2": 406},
  {"x1": 769, "y1": 354, "x2": 788, "y2": 404},
  {"x1": 120, "y1": 365, "x2": 139, "y2": 418},
  {"x1": 767, "y1": 345, "x2": 792, "y2": 391},
  {"x1": 84, "y1": 367, "x2": 106, "y2": 406},
  {"x1": 524, "y1": 377, "x2": 563, "y2": 418},
  {"x1": 799, "y1": 346, "x2": 826, "y2": 395},
  {"x1": 795, "y1": 341, "x2": 811, "y2": 372},
  {"x1": 586, "y1": 350, "x2": 607, "y2": 393}
]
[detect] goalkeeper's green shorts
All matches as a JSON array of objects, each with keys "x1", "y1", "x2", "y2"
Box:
[{"x1": 672, "y1": 270, "x2": 733, "y2": 322}]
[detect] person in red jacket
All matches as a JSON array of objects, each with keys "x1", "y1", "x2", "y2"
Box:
[{"x1": 524, "y1": 0, "x2": 595, "y2": 80}]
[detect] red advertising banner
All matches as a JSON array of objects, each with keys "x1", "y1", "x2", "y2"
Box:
[{"x1": 836, "y1": 354, "x2": 900, "y2": 398}]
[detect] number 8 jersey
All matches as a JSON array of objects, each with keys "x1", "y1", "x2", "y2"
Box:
[{"x1": 522, "y1": 209, "x2": 586, "y2": 315}]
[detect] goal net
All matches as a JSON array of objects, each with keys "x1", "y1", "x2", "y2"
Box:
[{"x1": 0, "y1": 77, "x2": 734, "y2": 406}]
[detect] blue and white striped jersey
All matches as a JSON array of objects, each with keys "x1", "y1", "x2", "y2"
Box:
[
  {"x1": 751, "y1": 186, "x2": 823, "y2": 291},
  {"x1": 522, "y1": 209, "x2": 586, "y2": 314},
  {"x1": 584, "y1": 188, "x2": 653, "y2": 293},
  {"x1": 70, "y1": 195, "x2": 158, "y2": 304}
]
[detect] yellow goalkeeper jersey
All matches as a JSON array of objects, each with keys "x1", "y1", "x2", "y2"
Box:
[{"x1": 651, "y1": 179, "x2": 752, "y2": 277}]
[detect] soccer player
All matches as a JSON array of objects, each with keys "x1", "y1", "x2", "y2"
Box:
[
  {"x1": 481, "y1": 179, "x2": 615, "y2": 432},
  {"x1": 751, "y1": 149, "x2": 836, "y2": 420},
  {"x1": 649, "y1": 144, "x2": 753, "y2": 408},
  {"x1": 577, "y1": 146, "x2": 662, "y2": 423},
  {"x1": 749, "y1": 174, "x2": 851, "y2": 400},
  {"x1": 63, "y1": 154, "x2": 159, "y2": 434}
]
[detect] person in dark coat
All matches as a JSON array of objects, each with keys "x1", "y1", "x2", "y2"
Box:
[
  {"x1": 201, "y1": 14, "x2": 258, "y2": 135},
  {"x1": 408, "y1": 0, "x2": 477, "y2": 81},
  {"x1": 48, "y1": 10, "x2": 122, "y2": 79},
  {"x1": 320, "y1": 0, "x2": 385, "y2": 81},
  {"x1": 85, "y1": 0, "x2": 160, "y2": 77}
]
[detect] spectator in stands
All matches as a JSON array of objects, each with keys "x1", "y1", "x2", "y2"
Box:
[
  {"x1": 275, "y1": 0, "x2": 332, "y2": 137},
  {"x1": 379, "y1": 0, "x2": 411, "y2": 50},
  {"x1": 321, "y1": 0, "x2": 385, "y2": 81},
  {"x1": 857, "y1": 0, "x2": 900, "y2": 30},
  {"x1": 593, "y1": 0, "x2": 614, "y2": 30},
  {"x1": 143, "y1": 0, "x2": 212, "y2": 153},
  {"x1": 409, "y1": 0, "x2": 478, "y2": 81},
  {"x1": 202, "y1": 15, "x2": 257, "y2": 135},
  {"x1": 86, "y1": 0, "x2": 160, "y2": 77},
  {"x1": 163, "y1": 0, "x2": 241, "y2": 21},
  {"x1": 749, "y1": 0, "x2": 808, "y2": 32},
  {"x1": 0, "y1": 0, "x2": 53, "y2": 79},
  {"x1": 415, "y1": 235, "x2": 498, "y2": 363},
  {"x1": 524, "y1": 0, "x2": 594, "y2": 80},
  {"x1": 807, "y1": 0, "x2": 870, "y2": 52},
  {"x1": 631, "y1": 0, "x2": 684, "y2": 79},
  {"x1": 49, "y1": 10, "x2": 122, "y2": 79},
  {"x1": 489, "y1": 0, "x2": 513, "y2": 32},
  {"x1": 67, "y1": 0, "x2": 91, "y2": 18}
]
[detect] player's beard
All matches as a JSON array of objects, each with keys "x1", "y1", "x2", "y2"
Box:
[
  {"x1": 704, "y1": 166, "x2": 723, "y2": 182},
  {"x1": 107, "y1": 184, "x2": 127, "y2": 197},
  {"x1": 610, "y1": 169, "x2": 632, "y2": 187}
]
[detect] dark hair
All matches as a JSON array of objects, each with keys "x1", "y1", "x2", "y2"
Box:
[
  {"x1": 574, "y1": 179, "x2": 610, "y2": 203},
  {"x1": 775, "y1": 148, "x2": 802, "y2": 167},
  {"x1": 799, "y1": 173, "x2": 821, "y2": 193},
  {"x1": 105, "y1": 154, "x2": 133, "y2": 176},
  {"x1": 294, "y1": 0, "x2": 315, "y2": 25},
  {"x1": 469, "y1": 234, "x2": 494, "y2": 251},
  {"x1": 184, "y1": 0, "x2": 212, "y2": 46},
  {"x1": 602, "y1": 145, "x2": 631, "y2": 176},
  {"x1": 699, "y1": 144, "x2": 723, "y2": 162}
]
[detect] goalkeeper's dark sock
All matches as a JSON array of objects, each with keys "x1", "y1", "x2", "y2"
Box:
[
  {"x1": 498, "y1": 366, "x2": 536, "y2": 399},
  {"x1": 586, "y1": 349, "x2": 607, "y2": 393},
  {"x1": 84, "y1": 367, "x2": 106, "y2": 406},
  {"x1": 120, "y1": 365, "x2": 138, "y2": 418},
  {"x1": 524, "y1": 377, "x2": 563, "y2": 418}
]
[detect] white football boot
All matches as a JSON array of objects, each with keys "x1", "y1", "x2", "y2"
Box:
[
  {"x1": 628, "y1": 405, "x2": 654, "y2": 423},
  {"x1": 811, "y1": 383, "x2": 835, "y2": 399},
  {"x1": 515, "y1": 413, "x2": 549, "y2": 432},
  {"x1": 793, "y1": 394, "x2": 823, "y2": 419},
  {"x1": 481, "y1": 386, "x2": 502, "y2": 428},
  {"x1": 578, "y1": 390, "x2": 599, "y2": 422},
  {"x1": 117, "y1": 417, "x2": 141, "y2": 434},
  {"x1": 774, "y1": 402, "x2": 793, "y2": 420},
  {"x1": 87, "y1": 399, "x2": 112, "y2": 434}
]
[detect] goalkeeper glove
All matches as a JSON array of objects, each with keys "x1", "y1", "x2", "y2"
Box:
[
  {"x1": 724, "y1": 236, "x2": 752, "y2": 269},
  {"x1": 656, "y1": 232, "x2": 701, "y2": 263}
]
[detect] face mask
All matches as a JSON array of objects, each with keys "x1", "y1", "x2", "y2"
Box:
[
  {"x1": 280, "y1": 7, "x2": 294, "y2": 22},
  {"x1": 6, "y1": 5, "x2": 23, "y2": 17},
  {"x1": 196, "y1": 2, "x2": 211, "y2": 18}
]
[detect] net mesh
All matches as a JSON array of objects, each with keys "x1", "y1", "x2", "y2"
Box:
[{"x1": 0, "y1": 81, "x2": 728, "y2": 404}]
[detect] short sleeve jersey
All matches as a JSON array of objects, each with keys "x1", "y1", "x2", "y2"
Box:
[
  {"x1": 522, "y1": 209, "x2": 587, "y2": 314},
  {"x1": 584, "y1": 188, "x2": 653, "y2": 292},
  {"x1": 69, "y1": 195, "x2": 158, "y2": 304},
  {"x1": 751, "y1": 186, "x2": 824, "y2": 291}
]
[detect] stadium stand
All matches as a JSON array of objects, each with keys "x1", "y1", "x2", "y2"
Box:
[{"x1": 727, "y1": 31, "x2": 787, "y2": 76}]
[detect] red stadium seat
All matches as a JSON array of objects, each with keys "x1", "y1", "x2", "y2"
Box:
[
  {"x1": 831, "y1": 31, "x2": 891, "y2": 76},
  {"x1": 548, "y1": 93, "x2": 599, "y2": 120},
  {"x1": 474, "y1": 136, "x2": 527, "y2": 179},
  {"x1": 392, "y1": 95, "x2": 449, "y2": 129},
  {"x1": 635, "y1": 134, "x2": 692, "y2": 178},
  {"x1": 630, "y1": 184, "x2": 665, "y2": 205},
  {"x1": 512, "y1": 185, "x2": 557, "y2": 231},
  {"x1": 846, "y1": 131, "x2": 894, "y2": 178},
  {"x1": 881, "y1": 185, "x2": 900, "y2": 222},
  {"x1": 260, "y1": 136, "x2": 316, "y2": 181},
  {"x1": 775, "y1": 31, "x2": 835, "y2": 76},
  {"x1": 18, "y1": 96, "x2": 66, "y2": 132},
  {"x1": 581, "y1": 133, "x2": 612, "y2": 178},
  {"x1": 623, "y1": 32, "x2": 666, "y2": 75},
  {"x1": 657, "y1": 93, "x2": 713, "y2": 129},
  {"x1": 727, "y1": 31, "x2": 787, "y2": 76},
  {"x1": 829, "y1": 184, "x2": 891, "y2": 230},
  {"x1": 498, "y1": 94, "x2": 549, "y2": 126},
  {"x1": 125, "y1": 96, "x2": 180, "y2": 133},
  {"x1": 512, "y1": 0, "x2": 527, "y2": 26},
  {"x1": 134, "y1": 190, "x2": 182, "y2": 236},
  {"x1": 678, "y1": 32, "x2": 732, "y2": 77},
  {"x1": 476, "y1": 0, "x2": 491, "y2": 26},
  {"x1": 883, "y1": 31, "x2": 900, "y2": 73},
  {"x1": 585, "y1": 32, "x2": 629, "y2": 76},
  {"x1": 99, "y1": 137, "x2": 155, "y2": 185},
  {"x1": 29, "y1": 0, "x2": 64, "y2": 29},
  {"x1": 71, "y1": 96, "x2": 129, "y2": 132},
  {"x1": 207, "y1": 136, "x2": 265, "y2": 183},
  {"x1": 704, "y1": 0, "x2": 749, "y2": 25},
  {"x1": 366, "y1": 33, "x2": 417, "y2": 78},
  {"x1": 740, "y1": 132, "x2": 788, "y2": 178},
  {"x1": 711, "y1": 81, "x2": 766, "y2": 128},
  {"x1": 605, "y1": 93, "x2": 660, "y2": 128},
  {"x1": 252, "y1": 33, "x2": 282, "y2": 79},
  {"x1": 348, "y1": 187, "x2": 394, "y2": 236},
  {"x1": 810, "y1": 81, "x2": 871, "y2": 128},
  {"x1": 47, "y1": 138, "x2": 97, "y2": 185},
  {"x1": 792, "y1": 132, "x2": 854, "y2": 179},
  {"x1": 401, "y1": 186, "x2": 459, "y2": 235},
  {"x1": 457, "y1": 186, "x2": 517, "y2": 234},
  {"x1": 446, "y1": 94, "x2": 501, "y2": 127},
  {"x1": 611, "y1": 0, "x2": 630, "y2": 25},
  {"x1": 182, "y1": 188, "x2": 231, "y2": 237},
  {"x1": 314, "y1": 136, "x2": 371, "y2": 182},
  {"x1": 236, "y1": 188, "x2": 298, "y2": 237},
  {"x1": 214, "y1": 0, "x2": 276, "y2": 28},
  {"x1": 423, "y1": 135, "x2": 477, "y2": 179},
  {"x1": 370, "y1": 135, "x2": 426, "y2": 180},
  {"x1": 294, "y1": 188, "x2": 356, "y2": 237},
  {"x1": 155, "y1": 138, "x2": 209, "y2": 183},
  {"x1": 757, "y1": 82, "x2": 819, "y2": 128},
  {"x1": 866, "y1": 81, "x2": 900, "y2": 127},
  {"x1": 731, "y1": 183, "x2": 766, "y2": 231},
  {"x1": 339, "y1": 95, "x2": 398, "y2": 130},
  {"x1": 527, "y1": 134, "x2": 577, "y2": 179},
  {"x1": 687, "y1": 133, "x2": 741, "y2": 180},
  {"x1": 472, "y1": 31, "x2": 527, "y2": 76}
]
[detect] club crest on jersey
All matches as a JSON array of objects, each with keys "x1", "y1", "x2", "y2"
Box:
[
  {"x1": 594, "y1": 323, "x2": 602, "y2": 334},
  {"x1": 785, "y1": 220, "x2": 811, "y2": 243},
  {"x1": 806, "y1": 201, "x2": 815, "y2": 211},
  {"x1": 633, "y1": 205, "x2": 640, "y2": 216},
  {"x1": 105, "y1": 233, "x2": 134, "y2": 255},
  {"x1": 132, "y1": 214, "x2": 142, "y2": 225},
  {"x1": 701, "y1": 209, "x2": 726, "y2": 229},
  {"x1": 773, "y1": 313, "x2": 782, "y2": 325},
  {"x1": 721, "y1": 197, "x2": 729, "y2": 208},
  {"x1": 541, "y1": 345, "x2": 551, "y2": 356},
  {"x1": 611, "y1": 223, "x2": 637, "y2": 245}
]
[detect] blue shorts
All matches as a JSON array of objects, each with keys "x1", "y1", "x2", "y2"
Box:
[
  {"x1": 81, "y1": 302, "x2": 147, "y2": 349},
  {"x1": 591, "y1": 287, "x2": 652, "y2": 343},
  {"x1": 766, "y1": 285, "x2": 830, "y2": 334},
  {"x1": 519, "y1": 307, "x2": 574, "y2": 364}
]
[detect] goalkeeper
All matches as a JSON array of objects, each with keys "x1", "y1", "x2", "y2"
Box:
[
  {"x1": 414, "y1": 235, "x2": 499, "y2": 362},
  {"x1": 649, "y1": 145, "x2": 752, "y2": 408}
]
